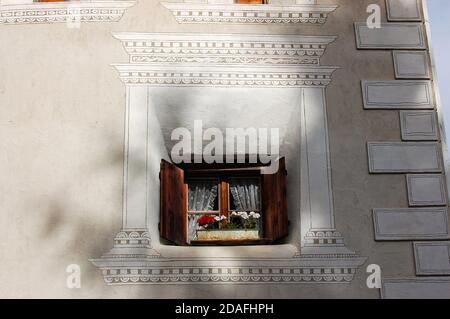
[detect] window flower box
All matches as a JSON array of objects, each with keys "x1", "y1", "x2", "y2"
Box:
[{"x1": 196, "y1": 229, "x2": 259, "y2": 241}]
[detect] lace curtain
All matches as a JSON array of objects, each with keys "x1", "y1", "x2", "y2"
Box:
[
  {"x1": 188, "y1": 180, "x2": 218, "y2": 212},
  {"x1": 188, "y1": 215, "x2": 199, "y2": 243},
  {"x1": 229, "y1": 178, "x2": 261, "y2": 211}
]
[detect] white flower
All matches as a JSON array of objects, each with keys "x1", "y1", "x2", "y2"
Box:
[
  {"x1": 240, "y1": 212, "x2": 249, "y2": 219},
  {"x1": 252, "y1": 213, "x2": 261, "y2": 219},
  {"x1": 214, "y1": 216, "x2": 221, "y2": 221},
  {"x1": 220, "y1": 215, "x2": 227, "y2": 221},
  {"x1": 231, "y1": 211, "x2": 238, "y2": 216},
  {"x1": 249, "y1": 211, "x2": 255, "y2": 216}
]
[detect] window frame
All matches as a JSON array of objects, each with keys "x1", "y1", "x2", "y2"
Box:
[
  {"x1": 186, "y1": 172, "x2": 262, "y2": 219},
  {"x1": 186, "y1": 176, "x2": 221, "y2": 215},
  {"x1": 160, "y1": 159, "x2": 288, "y2": 246},
  {"x1": 186, "y1": 170, "x2": 265, "y2": 246}
]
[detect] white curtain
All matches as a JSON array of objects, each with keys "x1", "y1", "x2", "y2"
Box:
[
  {"x1": 188, "y1": 180, "x2": 218, "y2": 212},
  {"x1": 188, "y1": 215, "x2": 199, "y2": 243},
  {"x1": 229, "y1": 178, "x2": 261, "y2": 211}
]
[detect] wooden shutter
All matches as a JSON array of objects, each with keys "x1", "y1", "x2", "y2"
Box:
[
  {"x1": 160, "y1": 159, "x2": 187, "y2": 246},
  {"x1": 262, "y1": 157, "x2": 288, "y2": 242}
]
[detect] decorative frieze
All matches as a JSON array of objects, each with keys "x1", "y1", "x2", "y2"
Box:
[
  {"x1": 91, "y1": 255, "x2": 366, "y2": 285},
  {"x1": 400, "y1": 111, "x2": 438, "y2": 141},
  {"x1": 160, "y1": 2, "x2": 338, "y2": 25},
  {"x1": 113, "y1": 33, "x2": 337, "y2": 65},
  {"x1": 0, "y1": 1, "x2": 136, "y2": 25},
  {"x1": 355, "y1": 22, "x2": 426, "y2": 49},
  {"x1": 373, "y1": 208, "x2": 450, "y2": 241},
  {"x1": 362, "y1": 80, "x2": 434, "y2": 110},
  {"x1": 114, "y1": 64, "x2": 337, "y2": 88},
  {"x1": 414, "y1": 242, "x2": 450, "y2": 276},
  {"x1": 406, "y1": 174, "x2": 447, "y2": 207},
  {"x1": 367, "y1": 142, "x2": 442, "y2": 173}
]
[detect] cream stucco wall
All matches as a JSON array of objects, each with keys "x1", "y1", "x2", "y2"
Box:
[{"x1": 0, "y1": 0, "x2": 447, "y2": 298}]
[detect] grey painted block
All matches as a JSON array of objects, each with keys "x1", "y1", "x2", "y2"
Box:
[
  {"x1": 362, "y1": 81, "x2": 434, "y2": 109},
  {"x1": 368, "y1": 142, "x2": 442, "y2": 173},
  {"x1": 400, "y1": 111, "x2": 438, "y2": 141},
  {"x1": 355, "y1": 22, "x2": 426, "y2": 49},
  {"x1": 407, "y1": 174, "x2": 447, "y2": 206},
  {"x1": 382, "y1": 278, "x2": 450, "y2": 299},
  {"x1": 414, "y1": 242, "x2": 450, "y2": 275},
  {"x1": 373, "y1": 208, "x2": 450, "y2": 241},
  {"x1": 393, "y1": 51, "x2": 430, "y2": 79},
  {"x1": 386, "y1": 0, "x2": 422, "y2": 21}
]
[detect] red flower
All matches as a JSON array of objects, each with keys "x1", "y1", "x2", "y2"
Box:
[{"x1": 198, "y1": 216, "x2": 216, "y2": 226}]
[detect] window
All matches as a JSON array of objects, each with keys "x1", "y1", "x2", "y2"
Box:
[{"x1": 160, "y1": 158, "x2": 288, "y2": 246}]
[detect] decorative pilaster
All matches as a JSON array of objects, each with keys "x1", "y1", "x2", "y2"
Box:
[
  {"x1": 103, "y1": 229, "x2": 160, "y2": 258},
  {"x1": 296, "y1": 86, "x2": 359, "y2": 258},
  {"x1": 98, "y1": 85, "x2": 164, "y2": 259}
]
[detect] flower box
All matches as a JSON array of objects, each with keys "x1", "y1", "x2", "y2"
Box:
[{"x1": 196, "y1": 229, "x2": 259, "y2": 241}]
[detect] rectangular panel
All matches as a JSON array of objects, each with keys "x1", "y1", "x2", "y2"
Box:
[
  {"x1": 382, "y1": 278, "x2": 450, "y2": 299},
  {"x1": 386, "y1": 0, "x2": 422, "y2": 21},
  {"x1": 355, "y1": 22, "x2": 426, "y2": 49},
  {"x1": 368, "y1": 142, "x2": 442, "y2": 173},
  {"x1": 393, "y1": 51, "x2": 430, "y2": 79},
  {"x1": 400, "y1": 111, "x2": 438, "y2": 141},
  {"x1": 362, "y1": 81, "x2": 434, "y2": 109},
  {"x1": 373, "y1": 208, "x2": 450, "y2": 240},
  {"x1": 407, "y1": 174, "x2": 447, "y2": 206},
  {"x1": 414, "y1": 242, "x2": 450, "y2": 275}
]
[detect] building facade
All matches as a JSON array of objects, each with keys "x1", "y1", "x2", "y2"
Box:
[{"x1": 1, "y1": 0, "x2": 449, "y2": 298}]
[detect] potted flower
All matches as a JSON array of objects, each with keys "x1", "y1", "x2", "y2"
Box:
[
  {"x1": 196, "y1": 212, "x2": 261, "y2": 241},
  {"x1": 197, "y1": 215, "x2": 219, "y2": 229}
]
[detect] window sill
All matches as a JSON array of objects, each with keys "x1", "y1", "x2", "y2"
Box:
[
  {"x1": 161, "y1": 1, "x2": 338, "y2": 25},
  {"x1": 190, "y1": 239, "x2": 271, "y2": 246},
  {"x1": 158, "y1": 243, "x2": 298, "y2": 258},
  {"x1": 0, "y1": 0, "x2": 136, "y2": 25}
]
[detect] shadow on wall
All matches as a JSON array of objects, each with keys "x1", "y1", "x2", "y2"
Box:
[{"x1": 26, "y1": 36, "x2": 361, "y2": 298}]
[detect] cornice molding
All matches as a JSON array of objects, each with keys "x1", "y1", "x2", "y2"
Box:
[
  {"x1": 113, "y1": 32, "x2": 337, "y2": 65},
  {"x1": 0, "y1": 1, "x2": 136, "y2": 25},
  {"x1": 91, "y1": 255, "x2": 367, "y2": 285},
  {"x1": 161, "y1": 2, "x2": 338, "y2": 25},
  {"x1": 113, "y1": 64, "x2": 338, "y2": 87}
]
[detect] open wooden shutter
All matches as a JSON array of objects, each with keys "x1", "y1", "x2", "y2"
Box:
[
  {"x1": 262, "y1": 157, "x2": 288, "y2": 242},
  {"x1": 160, "y1": 159, "x2": 187, "y2": 246}
]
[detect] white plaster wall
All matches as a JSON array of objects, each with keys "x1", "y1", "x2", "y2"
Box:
[{"x1": 0, "y1": 0, "x2": 439, "y2": 298}]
